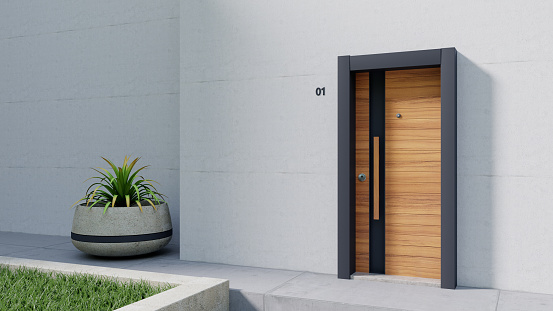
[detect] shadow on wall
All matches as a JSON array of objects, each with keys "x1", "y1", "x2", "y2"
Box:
[{"x1": 456, "y1": 52, "x2": 495, "y2": 288}]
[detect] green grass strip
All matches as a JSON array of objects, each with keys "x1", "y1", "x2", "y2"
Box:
[{"x1": 0, "y1": 265, "x2": 175, "y2": 311}]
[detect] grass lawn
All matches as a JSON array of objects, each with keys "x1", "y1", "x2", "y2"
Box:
[{"x1": 0, "y1": 265, "x2": 175, "y2": 311}]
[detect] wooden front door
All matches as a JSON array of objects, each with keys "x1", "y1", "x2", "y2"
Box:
[{"x1": 355, "y1": 67, "x2": 441, "y2": 279}]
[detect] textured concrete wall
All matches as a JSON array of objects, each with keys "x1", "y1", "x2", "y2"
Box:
[
  {"x1": 0, "y1": 1, "x2": 180, "y2": 243},
  {"x1": 180, "y1": 0, "x2": 553, "y2": 294}
]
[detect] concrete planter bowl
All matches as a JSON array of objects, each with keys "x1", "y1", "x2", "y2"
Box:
[{"x1": 71, "y1": 202, "x2": 172, "y2": 257}]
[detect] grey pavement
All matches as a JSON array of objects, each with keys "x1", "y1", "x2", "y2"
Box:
[{"x1": 1, "y1": 231, "x2": 552, "y2": 311}]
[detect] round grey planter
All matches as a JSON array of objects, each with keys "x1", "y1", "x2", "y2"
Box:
[{"x1": 71, "y1": 201, "x2": 172, "y2": 257}]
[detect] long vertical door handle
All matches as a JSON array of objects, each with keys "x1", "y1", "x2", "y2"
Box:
[{"x1": 374, "y1": 136, "x2": 380, "y2": 220}]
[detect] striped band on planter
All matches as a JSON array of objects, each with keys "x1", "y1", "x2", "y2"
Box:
[{"x1": 71, "y1": 229, "x2": 172, "y2": 243}]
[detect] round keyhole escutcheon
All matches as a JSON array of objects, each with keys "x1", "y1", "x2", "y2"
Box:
[{"x1": 358, "y1": 173, "x2": 366, "y2": 182}]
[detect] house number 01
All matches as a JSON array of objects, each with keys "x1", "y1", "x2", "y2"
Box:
[{"x1": 316, "y1": 87, "x2": 325, "y2": 96}]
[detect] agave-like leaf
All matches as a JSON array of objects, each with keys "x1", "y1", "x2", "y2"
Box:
[
  {"x1": 125, "y1": 194, "x2": 130, "y2": 207},
  {"x1": 156, "y1": 193, "x2": 167, "y2": 203},
  {"x1": 119, "y1": 165, "x2": 127, "y2": 180},
  {"x1": 127, "y1": 166, "x2": 149, "y2": 187},
  {"x1": 123, "y1": 176, "x2": 134, "y2": 197},
  {"x1": 100, "y1": 182, "x2": 116, "y2": 196},
  {"x1": 95, "y1": 189, "x2": 114, "y2": 199},
  {"x1": 133, "y1": 185, "x2": 140, "y2": 201},
  {"x1": 146, "y1": 190, "x2": 160, "y2": 204},
  {"x1": 143, "y1": 178, "x2": 161, "y2": 186},
  {"x1": 133, "y1": 179, "x2": 146, "y2": 188},
  {"x1": 107, "y1": 177, "x2": 119, "y2": 192},
  {"x1": 144, "y1": 198, "x2": 157, "y2": 210},
  {"x1": 127, "y1": 157, "x2": 141, "y2": 173},
  {"x1": 82, "y1": 176, "x2": 104, "y2": 184},
  {"x1": 93, "y1": 167, "x2": 114, "y2": 182},
  {"x1": 91, "y1": 167, "x2": 109, "y2": 177},
  {"x1": 96, "y1": 170, "x2": 120, "y2": 195},
  {"x1": 117, "y1": 167, "x2": 126, "y2": 194},
  {"x1": 101, "y1": 157, "x2": 119, "y2": 174},
  {"x1": 88, "y1": 198, "x2": 103, "y2": 209},
  {"x1": 137, "y1": 182, "x2": 167, "y2": 201},
  {"x1": 87, "y1": 186, "x2": 102, "y2": 206},
  {"x1": 135, "y1": 183, "x2": 150, "y2": 193},
  {"x1": 143, "y1": 179, "x2": 160, "y2": 193},
  {"x1": 103, "y1": 201, "x2": 110, "y2": 214},
  {"x1": 104, "y1": 174, "x2": 122, "y2": 196},
  {"x1": 86, "y1": 181, "x2": 106, "y2": 195},
  {"x1": 84, "y1": 178, "x2": 108, "y2": 194},
  {"x1": 135, "y1": 183, "x2": 147, "y2": 190},
  {"x1": 111, "y1": 195, "x2": 118, "y2": 208},
  {"x1": 123, "y1": 172, "x2": 132, "y2": 190},
  {"x1": 122, "y1": 160, "x2": 132, "y2": 182},
  {"x1": 136, "y1": 200, "x2": 143, "y2": 212},
  {"x1": 70, "y1": 196, "x2": 88, "y2": 209}
]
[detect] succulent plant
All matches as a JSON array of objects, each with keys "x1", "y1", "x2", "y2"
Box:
[{"x1": 71, "y1": 156, "x2": 166, "y2": 214}]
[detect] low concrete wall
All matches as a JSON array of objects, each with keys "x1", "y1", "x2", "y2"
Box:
[{"x1": 0, "y1": 256, "x2": 229, "y2": 311}]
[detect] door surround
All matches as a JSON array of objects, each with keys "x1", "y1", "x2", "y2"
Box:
[{"x1": 337, "y1": 48, "x2": 457, "y2": 289}]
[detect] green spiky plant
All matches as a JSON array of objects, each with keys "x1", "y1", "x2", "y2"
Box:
[{"x1": 70, "y1": 156, "x2": 167, "y2": 214}]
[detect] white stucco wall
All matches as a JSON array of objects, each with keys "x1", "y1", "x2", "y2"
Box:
[
  {"x1": 180, "y1": 0, "x2": 553, "y2": 294},
  {"x1": 2, "y1": 0, "x2": 552, "y2": 296},
  {"x1": 0, "y1": 1, "x2": 181, "y2": 242}
]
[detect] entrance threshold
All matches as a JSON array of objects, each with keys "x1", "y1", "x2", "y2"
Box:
[{"x1": 351, "y1": 272, "x2": 440, "y2": 288}]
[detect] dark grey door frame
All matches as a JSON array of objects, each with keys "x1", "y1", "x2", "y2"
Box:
[{"x1": 337, "y1": 48, "x2": 457, "y2": 289}]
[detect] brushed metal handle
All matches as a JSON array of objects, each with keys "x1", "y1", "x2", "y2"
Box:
[{"x1": 374, "y1": 136, "x2": 380, "y2": 220}]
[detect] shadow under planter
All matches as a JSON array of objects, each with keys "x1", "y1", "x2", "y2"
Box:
[{"x1": 71, "y1": 202, "x2": 172, "y2": 257}]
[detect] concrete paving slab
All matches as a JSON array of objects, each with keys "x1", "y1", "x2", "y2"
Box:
[
  {"x1": 124, "y1": 258, "x2": 303, "y2": 293},
  {"x1": 0, "y1": 232, "x2": 69, "y2": 248},
  {"x1": 42, "y1": 241, "x2": 80, "y2": 251},
  {"x1": 6, "y1": 247, "x2": 160, "y2": 270},
  {"x1": 0, "y1": 243, "x2": 36, "y2": 256},
  {"x1": 7, "y1": 231, "x2": 553, "y2": 311},
  {"x1": 497, "y1": 290, "x2": 553, "y2": 311},
  {"x1": 267, "y1": 272, "x2": 500, "y2": 311},
  {"x1": 230, "y1": 290, "x2": 264, "y2": 311},
  {"x1": 150, "y1": 243, "x2": 180, "y2": 260},
  {"x1": 265, "y1": 295, "x2": 400, "y2": 311}
]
